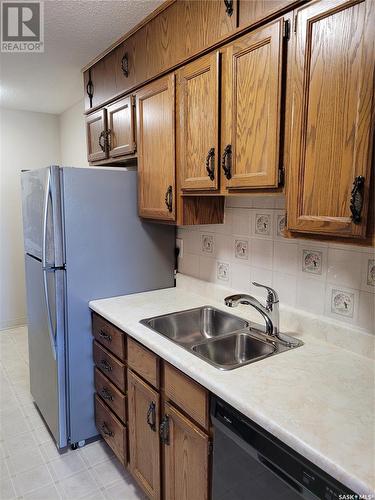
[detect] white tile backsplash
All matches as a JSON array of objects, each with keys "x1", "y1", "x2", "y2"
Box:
[{"x1": 177, "y1": 202, "x2": 375, "y2": 334}]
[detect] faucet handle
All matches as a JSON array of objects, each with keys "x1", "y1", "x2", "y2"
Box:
[{"x1": 252, "y1": 282, "x2": 279, "y2": 304}]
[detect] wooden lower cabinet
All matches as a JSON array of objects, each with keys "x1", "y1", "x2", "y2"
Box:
[
  {"x1": 128, "y1": 370, "x2": 161, "y2": 499},
  {"x1": 163, "y1": 402, "x2": 210, "y2": 500},
  {"x1": 95, "y1": 395, "x2": 127, "y2": 465}
]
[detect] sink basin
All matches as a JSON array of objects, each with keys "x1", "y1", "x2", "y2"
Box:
[
  {"x1": 141, "y1": 306, "x2": 302, "y2": 370},
  {"x1": 192, "y1": 333, "x2": 276, "y2": 370},
  {"x1": 141, "y1": 306, "x2": 248, "y2": 346}
]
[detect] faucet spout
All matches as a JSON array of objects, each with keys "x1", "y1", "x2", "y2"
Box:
[{"x1": 224, "y1": 294, "x2": 274, "y2": 336}]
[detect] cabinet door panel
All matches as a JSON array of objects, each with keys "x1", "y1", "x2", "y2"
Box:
[
  {"x1": 128, "y1": 370, "x2": 160, "y2": 499},
  {"x1": 238, "y1": 0, "x2": 295, "y2": 27},
  {"x1": 163, "y1": 402, "x2": 209, "y2": 500},
  {"x1": 222, "y1": 20, "x2": 284, "y2": 189},
  {"x1": 287, "y1": 0, "x2": 374, "y2": 237},
  {"x1": 178, "y1": 52, "x2": 220, "y2": 191},
  {"x1": 86, "y1": 109, "x2": 107, "y2": 162},
  {"x1": 107, "y1": 96, "x2": 136, "y2": 158},
  {"x1": 137, "y1": 74, "x2": 176, "y2": 221}
]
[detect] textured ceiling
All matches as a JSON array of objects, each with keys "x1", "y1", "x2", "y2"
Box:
[{"x1": 0, "y1": 0, "x2": 163, "y2": 114}]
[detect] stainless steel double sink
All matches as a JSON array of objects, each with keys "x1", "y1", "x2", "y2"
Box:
[{"x1": 141, "y1": 306, "x2": 302, "y2": 370}]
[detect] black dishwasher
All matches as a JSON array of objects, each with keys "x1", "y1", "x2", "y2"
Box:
[{"x1": 211, "y1": 397, "x2": 359, "y2": 500}]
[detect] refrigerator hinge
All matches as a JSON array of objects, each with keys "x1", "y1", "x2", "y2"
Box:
[
  {"x1": 283, "y1": 19, "x2": 290, "y2": 40},
  {"x1": 278, "y1": 166, "x2": 285, "y2": 186}
]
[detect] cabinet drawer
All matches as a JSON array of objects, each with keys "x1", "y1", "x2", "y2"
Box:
[
  {"x1": 95, "y1": 395, "x2": 127, "y2": 465},
  {"x1": 94, "y1": 368, "x2": 126, "y2": 423},
  {"x1": 92, "y1": 312, "x2": 126, "y2": 361},
  {"x1": 127, "y1": 338, "x2": 159, "y2": 389},
  {"x1": 163, "y1": 362, "x2": 209, "y2": 430},
  {"x1": 93, "y1": 341, "x2": 126, "y2": 391}
]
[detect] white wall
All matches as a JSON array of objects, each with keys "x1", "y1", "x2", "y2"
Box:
[
  {"x1": 0, "y1": 108, "x2": 61, "y2": 329},
  {"x1": 59, "y1": 99, "x2": 88, "y2": 167}
]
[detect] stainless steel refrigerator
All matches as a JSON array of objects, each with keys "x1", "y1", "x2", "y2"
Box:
[{"x1": 21, "y1": 166, "x2": 175, "y2": 449}]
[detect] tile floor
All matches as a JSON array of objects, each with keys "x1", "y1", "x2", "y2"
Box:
[{"x1": 0, "y1": 326, "x2": 146, "y2": 500}]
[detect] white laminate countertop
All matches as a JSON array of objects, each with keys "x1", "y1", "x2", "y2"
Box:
[{"x1": 90, "y1": 286, "x2": 375, "y2": 496}]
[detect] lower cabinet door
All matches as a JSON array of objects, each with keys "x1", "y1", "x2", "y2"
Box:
[
  {"x1": 128, "y1": 370, "x2": 161, "y2": 499},
  {"x1": 163, "y1": 402, "x2": 210, "y2": 500}
]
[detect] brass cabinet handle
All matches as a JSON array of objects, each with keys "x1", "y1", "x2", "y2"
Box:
[
  {"x1": 100, "y1": 387, "x2": 114, "y2": 401},
  {"x1": 205, "y1": 148, "x2": 215, "y2": 181},
  {"x1": 121, "y1": 53, "x2": 129, "y2": 77},
  {"x1": 101, "y1": 422, "x2": 113, "y2": 437},
  {"x1": 99, "y1": 329, "x2": 112, "y2": 342},
  {"x1": 165, "y1": 186, "x2": 173, "y2": 212},
  {"x1": 159, "y1": 415, "x2": 169, "y2": 445},
  {"x1": 224, "y1": 0, "x2": 233, "y2": 16},
  {"x1": 99, "y1": 131, "x2": 106, "y2": 152},
  {"x1": 146, "y1": 402, "x2": 156, "y2": 432},
  {"x1": 222, "y1": 144, "x2": 232, "y2": 180},
  {"x1": 350, "y1": 176, "x2": 365, "y2": 224},
  {"x1": 99, "y1": 359, "x2": 112, "y2": 372}
]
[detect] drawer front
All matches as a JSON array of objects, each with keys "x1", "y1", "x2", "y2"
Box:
[
  {"x1": 94, "y1": 368, "x2": 126, "y2": 423},
  {"x1": 95, "y1": 395, "x2": 127, "y2": 465},
  {"x1": 93, "y1": 341, "x2": 126, "y2": 391},
  {"x1": 92, "y1": 312, "x2": 126, "y2": 361},
  {"x1": 127, "y1": 338, "x2": 159, "y2": 389},
  {"x1": 163, "y1": 362, "x2": 209, "y2": 430}
]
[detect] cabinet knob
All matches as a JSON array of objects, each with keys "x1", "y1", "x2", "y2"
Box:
[
  {"x1": 100, "y1": 387, "x2": 114, "y2": 401},
  {"x1": 101, "y1": 422, "x2": 114, "y2": 437},
  {"x1": 165, "y1": 186, "x2": 173, "y2": 213},
  {"x1": 146, "y1": 402, "x2": 156, "y2": 432},
  {"x1": 224, "y1": 0, "x2": 233, "y2": 16},
  {"x1": 350, "y1": 175, "x2": 365, "y2": 224},
  {"x1": 159, "y1": 415, "x2": 169, "y2": 445},
  {"x1": 99, "y1": 329, "x2": 112, "y2": 342},
  {"x1": 205, "y1": 148, "x2": 215, "y2": 181},
  {"x1": 222, "y1": 144, "x2": 232, "y2": 180},
  {"x1": 99, "y1": 131, "x2": 106, "y2": 152},
  {"x1": 99, "y1": 359, "x2": 112, "y2": 372},
  {"x1": 121, "y1": 53, "x2": 129, "y2": 77}
]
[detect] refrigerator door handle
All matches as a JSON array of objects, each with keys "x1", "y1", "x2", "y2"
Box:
[
  {"x1": 42, "y1": 168, "x2": 52, "y2": 270},
  {"x1": 43, "y1": 267, "x2": 57, "y2": 360}
]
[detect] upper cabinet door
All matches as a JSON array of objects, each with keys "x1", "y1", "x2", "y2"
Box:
[
  {"x1": 136, "y1": 75, "x2": 176, "y2": 222},
  {"x1": 221, "y1": 20, "x2": 285, "y2": 190},
  {"x1": 107, "y1": 96, "x2": 136, "y2": 158},
  {"x1": 287, "y1": 0, "x2": 374, "y2": 238},
  {"x1": 177, "y1": 52, "x2": 220, "y2": 191},
  {"x1": 86, "y1": 109, "x2": 107, "y2": 162}
]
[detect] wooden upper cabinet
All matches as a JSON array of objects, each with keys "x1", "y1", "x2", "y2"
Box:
[
  {"x1": 177, "y1": 52, "x2": 220, "y2": 191},
  {"x1": 136, "y1": 74, "x2": 176, "y2": 222},
  {"x1": 238, "y1": 0, "x2": 296, "y2": 27},
  {"x1": 106, "y1": 96, "x2": 136, "y2": 158},
  {"x1": 128, "y1": 370, "x2": 161, "y2": 500},
  {"x1": 221, "y1": 19, "x2": 286, "y2": 190},
  {"x1": 86, "y1": 109, "x2": 107, "y2": 162},
  {"x1": 163, "y1": 402, "x2": 210, "y2": 500},
  {"x1": 287, "y1": 0, "x2": 374, "y2": 238}
]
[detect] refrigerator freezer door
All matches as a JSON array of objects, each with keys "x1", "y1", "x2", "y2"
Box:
[
  {"x1": 25, "y1": 254, "x2": 68, "y2": 448},
  {"x1": 21, "y1": 166, "x2": 64, "y2": 267}
]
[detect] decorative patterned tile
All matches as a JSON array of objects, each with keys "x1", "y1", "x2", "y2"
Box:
[
  {"x1": 366, "y1": 259, "x2": 375, "y2": 286},
  {"x1": 276, "y1": 213, "x2": 286, "y2": 237},
  {"x1": 254, "y1": 213, "x2": 272, "y2": 237},
  {"x1": 201, "y1": 234, "x2": 214, "y2": 254},
  {"x1": 330, "y1": 288, "x2": 355, "y2": 318},
  {"x1": 234, "y1": 239, "x2": 249, "y2": 260},
  {"x1": 302, "y1": 249, "x2": 323, "y2": 275},
  {"x1": 216, "y1": 261, "x2": 230, "y2": 282}
]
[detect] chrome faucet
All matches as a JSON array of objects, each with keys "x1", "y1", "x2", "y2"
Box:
[{"x1": 225, "y1": 282, "x2": 280, "y2": 338}]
